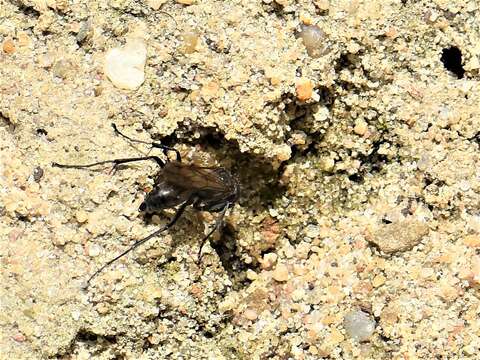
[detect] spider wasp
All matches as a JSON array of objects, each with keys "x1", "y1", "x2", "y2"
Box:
[{"x1": 53, "y1": 123, "x2": 240, "y2": 287}]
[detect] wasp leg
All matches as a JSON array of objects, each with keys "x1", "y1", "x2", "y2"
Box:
[
  {"x1": 84, "y1": 198, "x2": 192, "y2": 289},
  {"x1": 196, "y1": 203, "x2": 230, "y2": 264},
  {"x1": 112, "y1": 123, "x2": 181, "y2": 162}
]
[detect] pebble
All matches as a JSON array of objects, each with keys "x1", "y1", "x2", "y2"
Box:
[
  {"x1": 298, "y1": 24, "x2": 328, "y2": 58},
  {"x1": 272, "y1": 263, "x2": 289, "y2": 282},
  {"x1": 295, "y1": 78, "x2": 314, "y2": 101},
  {"x1": 246, "y1": 269, "x2": 258, "y2": 280},
  {"x1": 369, "y1": 219, "x2": 429, "y2": 254},
  {"x1": 343, "y1": 310, "x2": 376, "y2": 342},
  {"x1": 75, "y1": 210, "x2": 88, "y2": 223},
  {"x1": 2, "y1": 39, "x2": 15, "y2": 54},
  {"x1": 12, "y1": 333, "x2": 26, "y2": 342},
  {"x1": 71, "y1": 310, "x2": 81, "y2": 321},
  {"x1": 295, "y1": 241, "x2": 311, "y2": 259},
  {"x1": 76, "y1": 20, "x2": 92, "y2": 44},
  {"x1": 319, "y1": 156, "x2": 335, "y2": 172},
  {"x1": 372, "y1": 274, "x2": 386, "y2": 287},
  {"x1": 261, "y1": 253, "x2": 277, "y2": 269},
  {"x1": 52, "y1": 59, "x2": 73, "y2": 79},
  {"x1": 33, "y1": 166, "x2": 44, "y2": 182},
  {"x1": 243, "y1": 308, "x2": 258, "y2": 321},
  {"x1": 147, "y1": 0, "x2": 168, "y2": 10},
  {"x1": 314, "y1": 0, "x2": 330, "y2": 11},
  {"x1": 327, "y1": 328, "x2": 345, "y2": 346},
  {"x1": 181, "y1": 32, "x2": 200, "y2": 54},
  {"x1": 463, "y1": 345, "x2": 476, "y2": 355},
  {"x1": 463, "y1": 234, "x2": 480, "y2": 247},
  {"x1": 87, "y1": 243, "x2": 101, "y2": 257},
  {"x1": 353, "y1": 119, "x2": 368, "y2": 136},
  {"x1": 104, "y1": 37, "x2": 147, "y2": 90},
  {"x1": 304, "y1": 224, "x2": 320, "y2": 238},
  {"x1": 148, "y1": 334, "x2": 161, "y2": 345},
  {"x1": 275, "y1": 143, "x2": 292, "y2": 161},
  {"x1": 459, "y1": 180, "x2": 471, "y2": 192}
]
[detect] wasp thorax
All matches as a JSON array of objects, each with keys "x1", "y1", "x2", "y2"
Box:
[{"x1": 140, "y1": 185, "x2": 186, "y2": 213}]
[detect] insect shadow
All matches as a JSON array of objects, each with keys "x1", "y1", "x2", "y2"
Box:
[{"x1": 52, "y1": 123, "x2": 240, "y2": 288}]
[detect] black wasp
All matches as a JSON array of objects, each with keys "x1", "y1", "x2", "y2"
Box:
[{"x1": 53, "y1": 123, "x2": 240, "y2": 287}]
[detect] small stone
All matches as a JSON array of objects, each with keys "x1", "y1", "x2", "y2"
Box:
[
  {"x1": 289, "y1": 131, "x2": 307, "y2": 146},
  {"x1": 327, "y1": 328, "x2": 345, "y2": 345},
  {"x1": 343, "y1": 310, "x2": 376, "y2": 342},
  {"x1": 459, "y1": 180, "x2": 471, "y2": 192},
  {"x1": 368, "y1": 219, "x2": 429, "y2": 254},
  {"x1": 272, "y1": 263, "x2": 289, "y2": 282},
  {"x1": 439, "y1": 282, "x2": 459, "y2": 302},
  {"x1": 76, "y1": 20, "x2": 92, "y2": 44},
  {"x1": 372, "y1": 274, "x2": 386, "y2": 287},
  {"x1": 465, "y1": 56, "x2": 480, "y2": 71},
  {"x1": 306, "y1": 345, "x2": 317, "y2": 355},
  {"x1": 243, "y1": 308, "x2": 258, "y2": 321},
  {"x1": 181, "y1": 31, "x2": 200, "y2": 54},
  {"x1": 87, "y1": 243, "x2": 101, "y2": 257},
  {"x1": 246, "y1": 269, "x2": 258, "y2": 280},
  {"x1": 304, "y1": 224, "x2": 320, "y2": 238},
  {"x1": 261, "y1": 253, "x2": 277, "y2": 269},
  {"x1": 75, "y1": 210, "x2": 88, "y2": 223},
  {"x1": 201, "y1": 81, "x2": 220, "y2": 98},
  {"x1": 2, "y1": 39, "x2": 15, "y2": 54},
  {"x1": 148, "y1": 334, "x2": 161, "y2": 345},
  {"x1": 189, "y1": 284, "x2": 203, "y2": 299},
  {"x1": 463, "y1": 234, "x2": 480, "y2": 247},
  {"x1": 380, "y1": 306, "x2": 399, "y2": 326},
  {"x1": 353, "y1": 119, "x2": 368, "y2": 136},
  {"x1": 295, "y1": 242, "x2": 311, "y2": 259},
  {"x1": 314, "y1": 0, "x2": 330, "y2": 11},
  {"x1": 293, "y1": 263, "x2": 306, "y2": 276},
  {"x1": 176, "y1": 0, "x2": 195, "y2": 4},
  {"x1": 33, "y1": 167, "x2": 44, "y2": 182},
  {"x1": 275, "y1": 143, "x2": 292, "y2": 161},
  {"x1": 53, "y1": 59, "x2": 75, "y2": 79},
  {"x1": 464, "y1": 344, "x2": 477, "y2": 355},
  {"x1": 104, "y1": 37, "x2": 147, "y2": 90},
  {"x1": 12, "y1": 333, "x2": 26, "y2": 342},
  {"x1": 295, "y1": 78, "x2": 314, "y2": 101},
  {"x1": 96, "y1": 303, "x2": 110, "y2": 314},
  {"x1": 470, "y1": 258, "x2": 480, "y2": 285},
  {"x1": 52, "y1": 234, "x2": 67, "y2": 246},
  {"x1": 261, "y1": 216, "x2": 281, "y2": 245},
  {"x1": 319, "y1": 156, "x2": 335, "y2": 172},
  {"x1": 298, "y1": 24, "x2": 328, "y2": 58},
  {"x1": 291, "y1": 288, "x2": 305, "y2": 301},
  {"x1": 71, "y1": 310, "x2": 81, "y2": 321},
  {"x1": 147, "y1": 0, "x2": 168, "y2": 9},
  {"x1": 38, "y1": 53, "x2": 55, "y2": 68},
  {"x1": 17, "y1": 32, "x2": 31, "y2": 47}
]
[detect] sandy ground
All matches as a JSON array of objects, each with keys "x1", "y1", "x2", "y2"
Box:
[{"x1": 1, "y1": 0, "x2": 480, "y2": 359}]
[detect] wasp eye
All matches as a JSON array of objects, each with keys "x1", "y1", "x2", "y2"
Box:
[{"x1": 139, "y1": 202, "x2": 147, "y2": 212}]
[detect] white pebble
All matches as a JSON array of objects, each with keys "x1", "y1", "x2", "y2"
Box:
[
  {"x1": 71, "y1": 310, "x2": 81, "y2": 321},
  {"x1": 298, "y1": 24, "x2": 328, "y2": 58},
  {"x1": 304, "y1": 224, "x2": 320, "y2": 238},
  {"x1": 104, "y1": 37, "x2": 147, "y2": 90},
  {"x1": 343, "y1": 310, "x2": 376, "y2": 342},
  {"x1": 87, "y1": 243, "x2": 101, "y2": 257}
]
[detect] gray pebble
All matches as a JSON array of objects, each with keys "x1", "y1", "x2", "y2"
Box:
[{"x1": 343, "y1": 310, "x2": 376, "y2": 342}]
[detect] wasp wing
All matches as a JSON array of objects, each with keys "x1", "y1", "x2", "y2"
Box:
[
  {"x1": 160, "y1": 163, "x2": 231, "y2": 192},
  {"x1": 158, "y1": 163, "x2": 238, "y2": 211}
]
